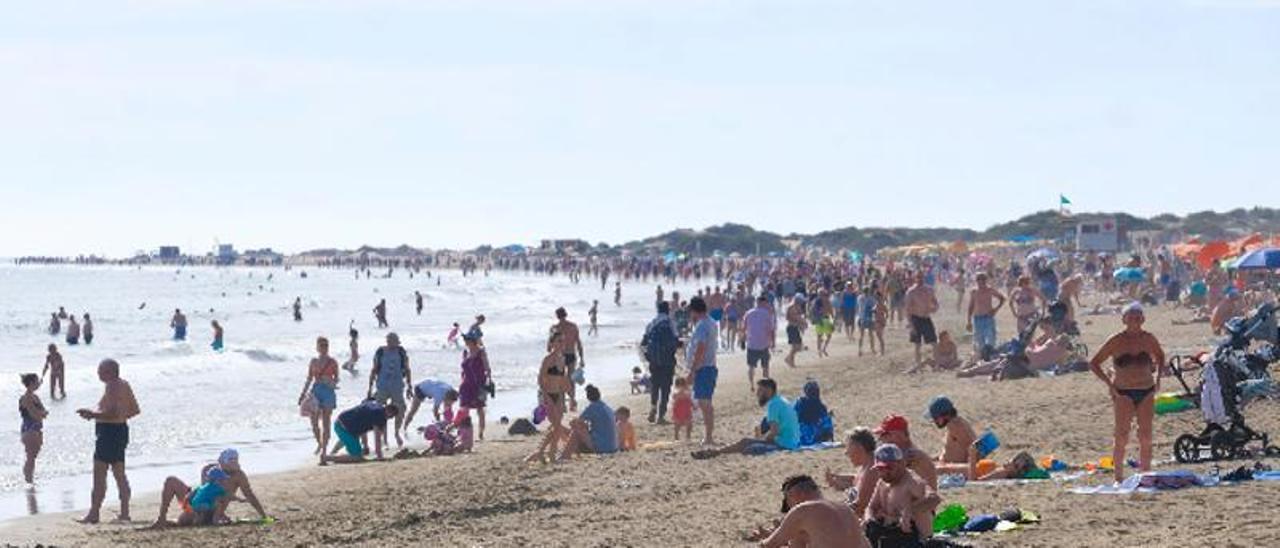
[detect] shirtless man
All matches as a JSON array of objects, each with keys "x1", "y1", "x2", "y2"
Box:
[
  {"x1": 1211, "y1": 289, "x2": 1245, "y2": 335},
  {"x1": 415, "y1": 291, "x2": 424, "y2": 316},
  {"x1": 42, "y1": 344, "x2": 66, "y2": 400},
  {"x1": 1059, "y1": 273, "x2": 1085, "y2": 321},
  {"x1": 551, "y1": 308, "x2": 585, "y2": 412},
  {"x1": 293, "y1": 298, "x2": 303, "y2": 322},
  {"x1": 784, "y1": 296, "x2": 807, "y2": 368},
  {"x1": 1009, "y1": 276, "x2": 1044, "y2": 334},
  {"x1": 754, "y1": 475, "x2": 870, "y2": 548},
  {"x1": 864, "y1": 444, "x2": 936, "y2": 545},
  {"x1": 170, "y1": 309, "x2": 188, "y2": 341},
  {"x1": 873, "y1": 415, "x2": 938, "y2": 490},
  {"x1": 924, "y1": 396, "x2": 978, "y2": 478},
  {"x1": 966, "y1": 273, "x2": 1006, "y2": 356},
  {"x1": 77, "y1": 359, "x2": 141, "y2": 524},
  {"x1": 614, "y1": 281, "x2": 622, "y2": 307},
  {"x1": 708, "y1": 286, "x2": 727, "y2": 324},
  {"x1": 373, "y1": 299, "x2": 388, "y2": 328},
  {"x1": 904, "y1": 272, "x2": 940, "y2": 370},
  {"x1": 588, "y1": 300, "x2": 599, "y2": 337},
  {"x1": 83, "y1": 313, "x2": 95, "y2": 345}
]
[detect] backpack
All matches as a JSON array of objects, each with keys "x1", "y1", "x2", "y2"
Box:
[{"x1": 643, "y1": 318, "x2": 678, "y2": 365}]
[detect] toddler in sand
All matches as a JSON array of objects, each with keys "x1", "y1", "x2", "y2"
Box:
[
  {"x1": 671, "y1": 377, "x2": 694, "y2": 440},
  {"x1": 616, "y1": 406, "x2": 637, "y2": 451},
  {"x1": 630, "y1": 366, "x2": 649, "y2": 394}
]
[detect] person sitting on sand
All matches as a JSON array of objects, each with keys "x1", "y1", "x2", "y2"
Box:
[
  {"x1": 924, "y1": 396, "x2": 978, "y2": 478},
  {"x1": 558, "y1": 384, "x2": 618, "y2": 461},
  {"x1": 872, "y1": 415, "x2": 938, "y2": 491},
  {"x1": 616, "y1": 406, "x2": 637, "y2": 451},
  {"x1": 322, "y1": 399, "x2": 397, "y2": 465},
  {"x1": 1211, "y1": 288, "x2": 1245, "y2": 335},
  {"x1": 151, "y1": 449, "x2": 267, "y2": 528},
  {"x1": 793, "y1": 380, "x2": 834, "y2": 446},
  {"x1": 825, "y1": 428, "x2": 879, "y2": 517},
  {"x1": 864, "y1": 444, "x2": 935, "y2": 545},
  {"x1": 691, "y1": 378, "x2": 799, "y2": 459},
  {"x1": 401, "y1": 415, "x2": 475, "y2": 458},
  {"x1": 921, "y1": 331, "x2": 960, "y2": 371},
  {"x1": 750, "y1": 474, "x2": 870, "y2": 548},
  {"x1": 955, "y1": 324, "x2": 1071, "y2": 379}
]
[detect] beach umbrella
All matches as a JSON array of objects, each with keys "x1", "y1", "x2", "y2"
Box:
[
  {"x1": 1027, "y1": 248, "x2": 1060, "y2": 261},
  {"x1": 1233, "y1": 248, "x2": 1280, "y2": 270},
  {"x1": 1196, "y1": 241, "x2": 1231, "y2": 270},
  {"x1": 1113, "y1": 267, "x2": 1145, "y2": 283}
]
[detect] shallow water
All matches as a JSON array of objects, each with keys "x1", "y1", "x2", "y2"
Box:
[{"x1": 0, "y1": 265, "x2": 685, "y2": 523}]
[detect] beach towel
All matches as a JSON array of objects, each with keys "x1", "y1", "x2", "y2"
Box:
[{"x1": 1069, "y1": 471, "x2": 1207, "y2": 495}]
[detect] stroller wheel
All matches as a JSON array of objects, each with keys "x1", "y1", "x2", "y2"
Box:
[
  {"x1": 1173, "y1": 435, "x2": 1201, "y2": 463},
  {"x1": 1266, "y1": 445, "x2": 1280, "y2": 458}
]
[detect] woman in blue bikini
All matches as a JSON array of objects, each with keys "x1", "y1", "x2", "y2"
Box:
[{"x1": 1089, "y1": 303, "x2": 1165, "y2": 483}]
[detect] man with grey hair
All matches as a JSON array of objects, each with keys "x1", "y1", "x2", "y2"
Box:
[
  {"x1": 368, "y1": 332, "x2": 411, "y2": 447},
  {"x1": 76, "y1": 359, "x2": 141, "y2": 524}
]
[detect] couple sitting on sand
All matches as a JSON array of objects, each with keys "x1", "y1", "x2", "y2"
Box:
[{"x1": 691, "y1": 379, "x2": 834, "y2": 460}]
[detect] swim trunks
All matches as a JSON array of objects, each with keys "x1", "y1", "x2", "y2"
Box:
[
  {"x1": 93, "y1": 423, "x2": 129, "y2": 464},
  {"x1": 333, "y1": 422, "x2": 363, "y2": 456},
  {"x1": 693, "y1": 366, "x2": 718, "y2": 400},
  {"x1": 908, "y1": 315, "x2": 938, "y2": 345},
  {"x1": 786, "y1": 325, "x2": 802, "y2": 346},
  {"x1": 747, "y1": 349, "x2": 770, "y2": 369}
]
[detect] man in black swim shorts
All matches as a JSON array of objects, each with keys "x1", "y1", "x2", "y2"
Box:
[
  {"x1": 904, "y1": 272, "x2": 940, "y2": 370},
  {"x1": 76, "y1": 359, "x2": 142, "y2": 524}
]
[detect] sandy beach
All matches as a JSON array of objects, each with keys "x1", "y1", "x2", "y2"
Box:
[{"x1": 5, "y1": 297, "x2": 1279, "y2": 548}]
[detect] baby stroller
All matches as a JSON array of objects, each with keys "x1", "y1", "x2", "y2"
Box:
[
  {"x1": 1170, "y1": 303, "x2": 1280, "y2": 463},
  {"x1": 990, "y1": 313, "x2": 1046, "y2": 381}
]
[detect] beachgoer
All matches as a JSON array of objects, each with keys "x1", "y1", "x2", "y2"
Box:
[
  {"x1": 66, "y1": 315, "x2": 81, "y2": 345},
  {"x1": 458, "y1": 333, "x2": 490, "y2": 441},
  {"x1": 616, "y1": 406, "x2": 637, "y2": 451},
  {"x1": 691, "y1": 378, "x2": 799, "y2": 459},
  {"x1": 48, "y1": 313, "x2": 60, "y2": 336},
  {"x1": 784, "y1": 296, "x2": 807, "y2": 368},
  {"x1": 753, "y1": 475, "x2": 870, "y2": 548},
  {"x1": 415, "y1": 291, "x2": 424, "y2": 316},
  {"x1": 559, "y1": 384, "x2": 619, "y2": 460},
  {"x1": 614, "y1": 281, "x2": 622, "y2": 307},
  {"x1": 794, "y1": 380, "x2": 834, "y2": 446},
  {"x1": 171, "y1": 309, "x2": 187, "y2": 341},
  {"x1": 686, "y1": 297, "x2": 719, "y2": 445},
  {"x1": 966, "y1": 273, "x2": 1006, "y2": 356},
  {"x1": 151, "y1": 449, "x2": 267, "y2": 527},
  {"x1": 925, "y1": 331, "x2": 960, "y2": 371},
  {"x1": 825, "y1": 428, "x2": 879, "y2": 516},
  {"x1": 858, "y1": 282, "x2": 884, "y2": 357},
  {"x1": 83, "y1": 313, "x2": 94, "y2": 345},
  {"x1": 640, "y1": 301, "x2": 679, "y2": 423},
  {"x1": 864, "y1": 444, "x2": 936, "y2": 545},
  {"x1": 299, "y1": 337, "x2": 340, "y2": 455},
  {"x1": 373, "y1": 299, "x2": 388, "y2": 328},
  {"x1": 446, "y1": 323, "x2": 461, "y2": 349},
  {"x1": 367, "y1": 332, "x2": 411, "y2": 447},
  {"x1": 1089, "y1": 302, "x2": 1164, "y2": 483},
  {"x1": 905, "y1": 272, "x2": 940, "y2": 370},
  {"x1": 671, "y1": 377, "x2": 694, "y2": 440},
  {"x1": 588, "y1": 300, "x2": 599, "y2": 337},
  {"x1": 322, "y1": 399, "x2": 396, "y2": 464},
  {"x1": 342, "y1": 325, "x2": 360, "y2": 372},
  {"x1": 551, "y1": 307, "x2": 585, "y2": 412},
  {"x1": 293, "y1": 297, "x2": 302, "y2": 322},
  {"x1": 210, "y1": 320, "x2": 224, "y2": 351},
  {"x1": 1211, "y1": 289, "x2": 1244, "y2": 335},
  {"x1": 58, "y1": 307, "x2": 68, "y2": 320},
  {"x1": 405, "y1": 380, "x2": 457, "y2": 428},
  {"x1": 20, "y1": 374, "x2": 47, "y2": 485},
  {"x1": 42, "y1": 344, "x2": 66, "y2": 400},
  {"x1": 743, "y1": 295, "x2": 776, "y2": 386},
  {"x1": 811, "y1": 289, "x2": 835, "y2": 358},
  {"x1": 76, "y1": 359, "x2": 141, "y2": 523},
  {"x1": 526, "y1": 330, "x2": 573, "y2": 463},
  {"x1": 1010, "y1": 276, "x2": 1044, "y2": 334},
  {"x1": 924, "y1": 396, "x2": 978, "y2": 478},
  {"x1": 873, "y1": 415, "x2": 938, "y2": 490}
]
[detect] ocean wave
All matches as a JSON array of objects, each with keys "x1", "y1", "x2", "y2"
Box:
[{"x1": 235, "y1": 348, "x2": 292, "y2": 363}]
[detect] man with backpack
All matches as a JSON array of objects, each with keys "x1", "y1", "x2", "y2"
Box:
[
  {"x1": 367, "y1": 332, "x2": 412, "y2": 448},
  {"x1": 640, "y1": 301, "x2": 679, "y2": 424}
]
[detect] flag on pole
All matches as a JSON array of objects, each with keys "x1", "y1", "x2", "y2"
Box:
[{"x1": 1060, "y1": 194, "x2": 1071, "y2": 205}]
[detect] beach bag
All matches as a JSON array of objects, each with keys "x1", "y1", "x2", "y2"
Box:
[
  {"x1": 508, "y1": 418, "x2": 538, "y2": 436},
  {"x1": 299, "y1": 394, "x2": 318, "y2": 418}
]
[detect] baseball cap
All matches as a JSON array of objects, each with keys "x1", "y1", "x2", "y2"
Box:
[
  {"x1": 925, "y1": 396, "x2": 955, "y2": 420},
  {"x1": 874, "y1": 415, "x2": 909, "y2": 436},
  {"x1": 873, "y1": 444, "x2": 904, "y2": 470}
]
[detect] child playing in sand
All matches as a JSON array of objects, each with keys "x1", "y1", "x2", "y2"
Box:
[
  {"x1": 672, "y1": 377, "x2": 694, "y2": 440},
  {"x1": 616, "y1": 406, "x2": 637, "y2": 451},
  {"x1": 629, "y1": 366, "x2": 649, "y2": 394}
]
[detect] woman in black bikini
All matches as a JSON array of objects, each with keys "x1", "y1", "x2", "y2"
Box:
[
  {"x1": 526, "y1": 329, "x2": 573, "y2": 463},
  {"x1": 1089, "y1": 303, "x2": 1164, "y2": 483}
]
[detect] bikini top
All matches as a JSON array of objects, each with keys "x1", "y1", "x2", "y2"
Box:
[{"x1": 1114, "y1": 351, "x2": 1153, "y2": 369}]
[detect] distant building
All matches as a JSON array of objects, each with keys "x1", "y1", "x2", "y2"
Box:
[
  {"x1": 242, "y1": 248, "x2": 284, "y2": 266},
  {"x1": 540, "y1": 239, "x2": 589, "y2": 253},
  {"x1": 1075, "y1": 219, "x2": 1119, "y2": 252},
  {"x1": 216, "y1": 244, "x2": 237, "y2": 265},
  {"x1": 158, "y1": 246, "x2": 181, "y2": 260}
]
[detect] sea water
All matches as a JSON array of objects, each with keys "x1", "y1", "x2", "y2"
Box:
[{"x1": 0, "y1": 265, "x2": 686, "y2": 523}]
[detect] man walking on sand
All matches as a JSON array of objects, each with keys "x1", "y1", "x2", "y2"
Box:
[
  {"x1": 77, "y1": 359, "x2": 141, "y2": 524},
  {"x1": 966, "y1": 273, "x2": 1006, "y2": 358},
  {"x1": 686, "y1": 297, "x2": 718, "y2": 445},
  {"x1": 784, "y1": 295, "x2": 807, "y2": 368},
  {"x1": 368, "y1": 333, "x2": 411, "y2": 447},
  {"x1": 743, "y1": 295, "x2": 776, "y2": 386},
  {"x1": 905, "y1": 272, "x2": 940, "y2": 371}
]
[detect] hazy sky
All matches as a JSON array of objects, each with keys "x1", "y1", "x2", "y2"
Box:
[{"x1": 1, "y1": 0, "x2": 1277, "y2": 257}]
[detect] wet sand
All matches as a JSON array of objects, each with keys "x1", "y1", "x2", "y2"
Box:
[{"x1": 5, "y1": 299, "x2": 1279, "y2": 547}]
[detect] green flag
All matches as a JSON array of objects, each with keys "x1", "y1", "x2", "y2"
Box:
[{"x1": 1060, "y1": 194, "x2": 1071, "y2": 205}]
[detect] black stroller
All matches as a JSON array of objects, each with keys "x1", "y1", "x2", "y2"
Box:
[{"x1": 1170, "y1": 303, "x2": 1280, "y2": 463}]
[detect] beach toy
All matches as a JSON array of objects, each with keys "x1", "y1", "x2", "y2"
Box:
[
  {"x1": 976, "y1": 459, "x2": 997, "y2": 478},
  {"x1": 974, "y1": 428, "x2": 1000, "y2": 458},
  {"x1": 1155, "y1": 398, "x2": 1195, "y2": 415},
  {"x1": 1084, "y1": 462, "x2": 1098, "y2": 473},
  {"x1": 1040, "y1": 456, "x2": 1067, "y2": 471},
  {"x1": 963, "y1": 514, "x2": 1000, "y2": 533},
  {"x1": 1024, "y1": 467, "x2": 1050, "y2": 480},
  {"x1": 1100, "y1": 457, "x2": 1114, "y2": 470},
  {"x1": 994, "y1": 521, "x2": 1021, "y2": 532},
  {"x1": 932, "y1": 504, "x2": 968, "y2": 534}
]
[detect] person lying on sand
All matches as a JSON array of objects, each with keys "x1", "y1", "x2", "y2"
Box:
[
  {"x1": 691, "y1": 379, "x2": 799, "y2": 459},
  {"x1": 748, "y1": 474, "x2": 870, "y2": 548},
  {"x1": 955, "y1": 325, "x2": 1071, "y2": 379},
  {"x1": 321, "y1": 400, "x2": 397, "y2": 465},
  {"x1": 150, "y1": 449, "x2": 267, "y2": 528}
]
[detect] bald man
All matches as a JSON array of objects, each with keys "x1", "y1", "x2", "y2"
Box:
[{"x1": 76, "y1": 359, "x2": 141, "y2": 524}]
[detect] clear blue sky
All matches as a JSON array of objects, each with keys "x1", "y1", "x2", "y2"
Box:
[{"x1": 1, "y1": 0, "x2": 1276, "y2": 257}]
